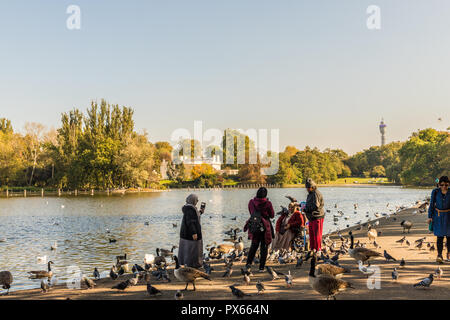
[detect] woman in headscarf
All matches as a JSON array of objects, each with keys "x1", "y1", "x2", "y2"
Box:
[
  {"x1": 273, "y1": 201, "x2": 305, "y2": 251},
  {"x1": 178, "y1": 194, "x2": 205, "y2": 268},
  {"x1": 427, "y1": 176, "x2": 450, "y2": 263}
]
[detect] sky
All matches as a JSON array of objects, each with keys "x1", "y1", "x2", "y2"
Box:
[{"x1": 0, "y1": 0, "x2": 449, "y2": 155}]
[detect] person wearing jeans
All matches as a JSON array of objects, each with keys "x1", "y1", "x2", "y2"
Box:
[
  {"x1": 428, "y1": 176, "x2": 450, "y2": 263},
  {"x1": 244, "y1": 187, "x2": 274, "y2": 272}
]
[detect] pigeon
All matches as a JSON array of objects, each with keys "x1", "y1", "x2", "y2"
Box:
[
  {"x1": 278, "y1": 256, "x2": 286, "y2": 264},
  {"x1": 256, "y1": 281, "x2": 265, "y2": 294},
  {"x1": 415, "y1": 237, "x2": 426, "y2": 243},
  {"x1": 413, "y1": 274, "x2": 434, "y2": 288},
  {"x1": 435, "y1": 267, "x2": 443, "y2": 280},
  {"x1": 222, "y1": 266, "x2": 233, "y2": 277},
  {"x1": 266, "y1": 266, "x2": 283, "y2": 280},
  {"x1": 109, "y1": 238, "x2": 117, "y2": 243},
  {"x1": 128, "y1": 274, "x2": 139, "y2": 286},
  {"x1": 41, "y1": 280, "x2": 49, "y2": 293},
  {"x1": 110, "y1": 267, "x2": 118, "y2": 280},
  {"x1": 384, "y1": 250, "x2": 397, "y2": 262},
  {"x1": 396, "y1": 236, "x2": 406, "y2": 244},
  {"x1": 296, "y1": 256, "x2": 304, "y2": 268},
  {"x1": 174, "y1": 290, "x2": 184, "y2": 300},
  {"x1": 83, "y1": 277, "x2": 96, "y2": 289},
  {"x1": 203, "y1": 262, "x2": 213, "y2": 275},
  {"x1": 430, "y1": 244, "x2": 436, "y2": 252},
  {"x1": 93, "y1": 268, "x2": 100, "y2": 280},
  {"x1": 147, "y1": 283, "x2": 162, "y2": 296},
  {"x1": 358, "y1": 261, "x2": 375, "y2": 277},
  {"x1": 112, "y1": 279, "x2": 130, "y2": 291},
  {"x1": 229, "y1": 285, "x2": 250, "y2": 298},
  {"x1": 400, "y1": 258, "x2": 406, "y2": 267},
  {"x1": 285, "y1": 270, "x2": 293, "y2": 287},
  {"x1": 405, "y1": 240, "x2": 411, "y2": 246},
  {"x1": 133, "y1": 264, "x2": 145, "y2": 273},
  {"x1": 391, "y1": 268, "x2": 399, "y2": 281},
  {"x1": 416, "y1": 242, "x2": 423, "y2": 250},
  {"x1": 244, "y1": 273, "x2": 251, "y2": 285}
]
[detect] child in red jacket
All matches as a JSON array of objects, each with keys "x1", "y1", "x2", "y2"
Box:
[{"x1": 273, "y1": 202, "x2": 305, "y2": 251}]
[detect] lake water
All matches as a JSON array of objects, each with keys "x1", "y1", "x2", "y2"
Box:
[{"x1": 0, "y1": 186, "x2": 430, "y2": 292}]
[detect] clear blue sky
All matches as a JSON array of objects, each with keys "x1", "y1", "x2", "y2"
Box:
[{"x1": 0, "y1": 0, "x2": 449, "y2": 154}]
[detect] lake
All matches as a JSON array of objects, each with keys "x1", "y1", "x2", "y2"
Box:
[{"x1": 0, "y1": 186, "x2": 431, "y2": 292}]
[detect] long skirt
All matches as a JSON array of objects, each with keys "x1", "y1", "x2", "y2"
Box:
[
  {"x1": 272, "y1": 230, "x2": 296, "y2": 251},
  {"x1": 178, "y1": 238, "x2": 203, "y2": 268},
  {"x1": 308, "y1": 218, "x2": 324, "y2": 251}
]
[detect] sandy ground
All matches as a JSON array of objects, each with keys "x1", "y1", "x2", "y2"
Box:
[{"x1": 1, "y1": 206, "x2": 449, "y2": 300}]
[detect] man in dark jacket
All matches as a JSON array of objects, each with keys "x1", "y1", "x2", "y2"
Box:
[{"x1": 304, "y1": 178, "x2": 325, "y2": 252}]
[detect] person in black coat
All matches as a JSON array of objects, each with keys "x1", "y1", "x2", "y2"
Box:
[{"x1": 178, "y1": 194, "x2": 205, "y2": 268}]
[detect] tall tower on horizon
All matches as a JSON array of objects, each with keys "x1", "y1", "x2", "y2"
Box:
[{"x1": 379, "y1": 118, "x2": 387, "y2": 146}]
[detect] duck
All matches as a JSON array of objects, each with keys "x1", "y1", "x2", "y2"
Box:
[
  {"x1": 28, "y1": 261, "x2": 54, "y2": 279},
  {"x1": 173, "y1": 255, "x2": 211, "y2": 291},
  {"x1": 308, "y1": 255, "x2": 353, "y2": 300},
  {"x1": 0, "y1": 271, "x2": 13, "y2": 294},
  {"x1": 316, "y1": 263, "x2": 351, "y2": 278},
  {"x1": 348, "y1": 232, "x2": 381, "y2": 264}
]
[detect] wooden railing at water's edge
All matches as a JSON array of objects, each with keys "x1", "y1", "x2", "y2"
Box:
[{"x1": 0, "y1": 184, "x2": 283, "y2": 198}]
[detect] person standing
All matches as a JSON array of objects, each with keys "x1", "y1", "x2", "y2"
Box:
[
  {"x1": 304, "y1": 178, "x2": 325, "y2": 254},
  {"x1": 427, "y1": 176, "x2": 450, "y2": 263},
  {"x1": 244, "y1": 187, "x2": 275, "y2": 272},
  {"x1": 178, "y1": 194, "x2": 205, "y2": 268}
]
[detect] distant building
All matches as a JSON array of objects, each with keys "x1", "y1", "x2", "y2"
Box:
[{"x1": 379, "y1": 118, "x2": 387, "y2": 146}]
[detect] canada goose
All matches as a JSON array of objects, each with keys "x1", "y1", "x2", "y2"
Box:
[
  {"x1": 153, "y1": 250, "x2": 167, "y2": 266},
  {"x1": 308, "y1": 255, "x2": 353, "y2": 300},
  {"x1": 110, "y1": 266, "x2": 118, "y2": 280},
  {"x1": 234, "y1": 237, "x2": 244, "y2": 253},
  {"x1": 83, "y1": 277, "x2": 96, "y2": 289},
  {"x1": 158, "y1": 246, "x2": 176, "y2": 258},
  {"x1": 400, "y1": 220, "x2": 413, "y2": 233},
  {"x1": 116, "y1": 253, "x2": 127, "y2": 261},
  {"x1": 0, "y1": 271, "x2": 13, "y2": 294},
  {"x1": 316, "y1": 263, "x2": 350, "y2": 278},
  {"x1": 367, "y1": 226, "x2": 377, "y2": 242},
  {"x1": 348, "y1": 232, "x2": 381, "y2": 264},
  {"x1": 29, "y1": 261, "x2": 54, "y2": 279},
  {"x1": 173, "y1": 256, "x2": 211, "y2": 291}
]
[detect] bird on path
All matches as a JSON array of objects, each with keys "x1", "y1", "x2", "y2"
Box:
[
  {"x1": 396, "y1": 236, "x2": 406, "y2": 244},
  {"x1": 384, "y1": 250, "x2": 397, "y2": 262},
  {"x1": 256, "y1": 281, "x2": 265, "y2": 294},
  {"x1": 435, "y1": 267, "x2": 443, "y2": 280},
  {"x1": 285, "y1": 270, "x2": 293, "y2": 287},
  {"x1": 229, "y1": 285, "x2": 250, "y2": 298},
  {"x1": 400, "y1": 258, "x2": 406, "y2": 268},
  {"x1": 223, "y1": 266, "x2": 233, "y2": 277},
  {"x1": 406, "y1": 240, "x2": 411, "y2": 246},
  {"x1": 174, "y1": 290, "x2": 184, "y2": 300},
  {"x1": 83, "y1": 277, "x2": 96, "y2": 289},
  {"x1": 392, "y1": 268, "x2": 399, "y2": 281},
  {"x1": 110, "y1": 267, "x2": 118, "y2": 280},
  {"x1": 413, "y1": 274, "x2": 434, "y2": 288},
  {"x1": 41, "y1": 280, "x2": 49, "y2": 293},
  {"x1": 244, "y1": 273, "x2": 251, "y2": 285},
  {"x1": 93, "y1": 268, "x2": 100, "y2": 280},
  {"x1": 147, "y1": 282, "x2": 162, "y2": 296},
  {"x1": 112, "y1": 279, "x2": 131, "y2": 291},
  {"x1": 266, "y1": 266, "x2": 283, "y2": 280}
]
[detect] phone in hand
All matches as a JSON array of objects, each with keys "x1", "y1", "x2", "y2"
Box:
[{"x1": 200, "y1": 202, "x2": 206, "y2": 212}]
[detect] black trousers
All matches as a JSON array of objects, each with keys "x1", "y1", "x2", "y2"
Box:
[
  {"x1": 246, "y1": 233, "x2": 268, "y2": 270},
  {"x1": 437, "y1": 236, "x2": 450, "y2": 256}
]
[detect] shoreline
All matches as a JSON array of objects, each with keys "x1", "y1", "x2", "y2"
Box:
[{"x1": 3, "y1": 197, "x2": 449, "y2": 300}]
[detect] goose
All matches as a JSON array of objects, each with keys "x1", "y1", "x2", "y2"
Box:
[
  {"x1": 154, "y1": 249, "x2": 167, "y2": 265},
  {"x1": 158, "y1": 246, "x2": 177, "y2": 258},
  {"x1": 29, "y1": 261, "x2": 54, "y2": 279},
  {"x1": 233, "y1": 237, "x2": 244, "y2": 253},
  {"x1": 41, "y1": 280, "x2": 49, "y2": 293},
  {"x1": 0, "y1": 271, "x2": 13, "y2": 294},
  {"x1": 173, "y1": 256, "x2": 211, "y2": 291},
  {"x1": 110, "y1": 266, "x2": 118, "y2": 280},
  {"x1": 348, "y1": 232, "x2": 381, "y2": 264},
  {"x1": 308, "y1": 255, "x2": 353, "y2": 300},
  {"x1": 316, "y1": 263, "x2": 350, "y2": 278}
]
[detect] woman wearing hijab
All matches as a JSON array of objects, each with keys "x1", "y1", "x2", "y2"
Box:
[
  {"x1": 178, "y1": 194, "x2": 205, "y2": 268},
  {"x1": 244, "y1": 187, "x2": 275, "y2": 272},
  {"x1": 273, "y1": 202, "x2": 305, "y2": 251},
  {"x1": 427, "y1": 176, "x2": 450, "y2": 263}
]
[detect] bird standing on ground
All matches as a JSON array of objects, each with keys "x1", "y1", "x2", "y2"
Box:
[
  {"x1": 256, "y1": 281, "x2": 265, "y2": 294},
  {"x1": 266, "y1": 266, "x2": 283, "y2": 280},
  {"x1": 400, "y1": 220, "x2": 413, "y2": 233},
  {"x1": 110, "y1": 266, "x2": 118, "y2": 280},
  {"x1": 93, "y1": 268, "x2": 100, "y2": 280},
  {"x1": 435, "y1": 267, "x2": 443, "y2": 280},
  {"x1": 413, "y1": 274, "x2": 434, "y2": 288},
  {"x1": 229, "y1": 285, "x2": 250, "y2": 298},
  {"x1": 285, "y1": 270, "x2": 293, "y2": 287},
  {"x1": 147, "y1": 282, "x2": 162, "y2": 296},
  {"x1": 173, "y1": 256, "x2": 211, "y2": 291},
  {"x1": 392, "y1": 268, "x2": 399, "y2": 281},
  {"x1": 348, "y1": 232, "x2": 381, "y2": 264},
  {"x1": 0, "y1": 271, "x2": 13, "y2": 295},
  {"x1": 400, "y1": 258, "x2": 406, "y2": 267},
  {"x1": 174, "y1": 290, "x2": 184, "y2": 300},
  {"x1": 384, "y1": 250, "x2": 397, "y2": 262},
  {"x1": 83, "y1": 277, "x2": 96, "y2": 289},
  {"x1": 41, "y1": 280, "x2": 49, "y2": 293},
  {"x1": 112, "y1": 279, "x2": 131, "y2": 291}
]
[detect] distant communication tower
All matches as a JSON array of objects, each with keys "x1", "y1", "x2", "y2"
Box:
[{"x1": 379, "y1": 118, "x2": 387, "y2": 146}]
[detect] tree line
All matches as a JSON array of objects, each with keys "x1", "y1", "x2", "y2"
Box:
[{"x1": 0, "y1": 101, "x2": 448, "y2": 189}]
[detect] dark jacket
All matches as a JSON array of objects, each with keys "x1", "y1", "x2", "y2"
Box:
[
  {"x1": 428, "y1": 188, "x2": 450, "y2": 237},
  {"x1": 244, "y1": 197, "x2": 275, "y2": 245},
  {"x1": 180, "y1": 205, "x2": 202, "y2": 241},
  {"x1": 305, "y1": 189, "x2": 325, "y2": 221}
]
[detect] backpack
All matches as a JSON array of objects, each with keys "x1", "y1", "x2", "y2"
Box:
[{"x1": 248, "y1": 210, "x2": 265, "y2": 235}]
